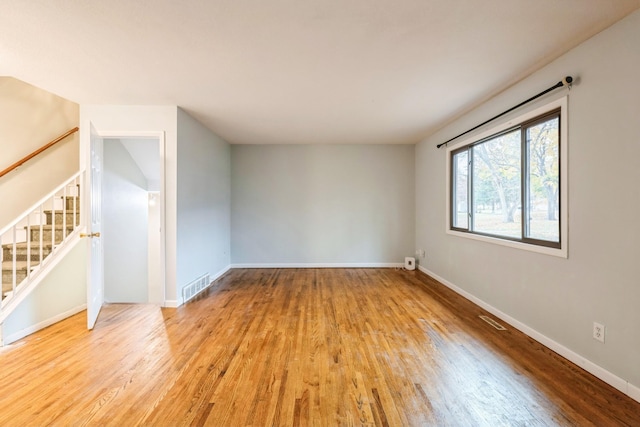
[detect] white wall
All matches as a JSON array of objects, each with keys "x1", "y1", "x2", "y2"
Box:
[
  {"x1": 103, "y1": 139, "x2": 149, "y2": 303},
  {"x1": 80, "y1": 105, "x2": 177, "y2": 303},
  {"x1": 0, "y1": 77, "x2": 78, "y2": 226},
  {"x1": 231, "y1": 144, "x2": 415, "y2": 265},
  {"x1": 176, "y1": 108, "x2": 231, "y2": 301},
  {"x1": 3, "y1": 239, "x2": 86, "y2": 344},
  {"x1": 415, "y1": 10, "x2": 640, "y2": 394}
]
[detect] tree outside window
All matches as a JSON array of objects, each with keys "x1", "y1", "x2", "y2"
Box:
[{"x1": 451, "y1": 110, "x2": 560, "y2": 248}]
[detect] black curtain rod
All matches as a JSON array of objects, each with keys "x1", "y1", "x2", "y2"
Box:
[{"x1": 436, "y1": 76, "x2": 573, "y2": 149}]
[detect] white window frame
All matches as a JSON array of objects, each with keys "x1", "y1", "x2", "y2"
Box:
[{"x1": 445, "y1": 96, "x2": 568, "y2": 258}]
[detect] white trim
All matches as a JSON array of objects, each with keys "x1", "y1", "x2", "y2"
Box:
[
  {"x1": 629, "y1": 383, "x2": 640, "y2": 402},
  {"x1": 3, "y1": 303, "x2": 86, "y2": 345},
  {"x1": 230, "y1": 263, "x2": 405, "y2": 269},
  {"x1": 158, "y1": 133, "x2": 167, "y2": 308},
  {"x1": 446, "y1": 229, "x2": 566, "y2": 257},
  {"x1": 418, "y1": 265, "x2": 639, "y2": 404},
  {"x1": 85, "y1": 129, "x2": 169, "y2": 313},
  {"x1": 0, "y1": 234, "x2": 84, "y2": 322},
  {"x1": 211, "y1": 265, "x2": 231, "y2": 281},
  {"x1": 96, "y1": 130, "x2": 166, "y2": 139},
  {"x1": 445, "y1": 96, "x2": 568, "y2": 259}
]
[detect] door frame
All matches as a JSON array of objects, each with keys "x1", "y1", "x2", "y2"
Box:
[{"x1": 84, "y1": 129, "x2": 167, "y2": 323}]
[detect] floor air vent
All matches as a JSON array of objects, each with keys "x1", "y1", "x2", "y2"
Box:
[
  {"x1": 479, "y1": 315, "x2": 507, "y2": 330},
  {"x1": 182, "y1": 273, "x2": 211, "y2": 303}
]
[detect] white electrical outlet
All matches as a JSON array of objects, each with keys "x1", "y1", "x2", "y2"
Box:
[
  {"x1": 415, "y1": 249, "x2": 426, "y2": 258},
  {"x1": 593, "y1": 322, "x2": 605, "y2": 343}
]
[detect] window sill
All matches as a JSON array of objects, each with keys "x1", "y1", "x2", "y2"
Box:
[{"x1": 446, "y1": 228, "x2": 568, "y2": 258}]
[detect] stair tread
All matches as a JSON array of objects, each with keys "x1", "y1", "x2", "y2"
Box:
[
  {"x1": 1, "y1": 260, "x2": 33, "y2": 270},
  {"x1": 2, "y1": 241, "x2": 54, "y2": 249},
  {"x1": 43, "y1": 209, "x2": 79, "y2": 213},
  {"x1": 25, "y1": 224, "x2": 76, "y2": 230}
]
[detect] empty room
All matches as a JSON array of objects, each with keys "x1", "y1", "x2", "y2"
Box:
[{"x1": 1, "y1": 1, "x2": 640, "y2": 425}]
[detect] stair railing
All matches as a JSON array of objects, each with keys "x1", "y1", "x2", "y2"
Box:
[
  {"x1": 0, "y1": 172, "x2": 82, "y2": 306},
  {"x1": 0, "y1": 127, "x2": 79, "y2": 179}
]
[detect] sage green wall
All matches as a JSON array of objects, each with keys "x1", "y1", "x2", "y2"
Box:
[
  {"x1": 231, "y1": 144, "x2": 415, "y2": 265},
  {"x1": 176, "y1": 108, "x2": 231, "y2": 301}
]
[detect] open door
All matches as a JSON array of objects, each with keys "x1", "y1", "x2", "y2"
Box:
[{"x1": 86, "y1": 124, "x2": 104, "y2": 329}]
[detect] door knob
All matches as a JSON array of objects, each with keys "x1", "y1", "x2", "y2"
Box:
[{"x1": 80, "y1": 232, "x2": 101, "y2": 238}]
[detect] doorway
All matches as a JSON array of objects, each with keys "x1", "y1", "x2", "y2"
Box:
[{"x1": 102, "y1": 136, "x2": 165, "y2": 304}]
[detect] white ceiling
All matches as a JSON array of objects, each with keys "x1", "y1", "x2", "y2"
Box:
[{"x1": 1, "y1": 1, "x2": 639, "y2": 145}]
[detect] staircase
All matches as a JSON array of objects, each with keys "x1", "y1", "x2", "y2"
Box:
[
  {"x1": 0, "y1": 174, "x2": 82, "y2": 306},
  {"x1": 2, "y1": 198, "x2": 79, "y2": 296}
]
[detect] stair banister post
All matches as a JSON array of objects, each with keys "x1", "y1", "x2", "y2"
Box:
[
  {"x1": 51, "y1": 194, "x2": 55, "y2": 253},
  {"x1": 62, "y1": 186, "x2": 67, "y2": 241},
  {"x1": 12, "y1": 226, "x2": 17, "y2": 293},
  {"x1": 26, "y1": 215, "x2": 31, "y2": 280},
  {"x1": 39, "y1": 202, "x2": 44, "y2": 264}
]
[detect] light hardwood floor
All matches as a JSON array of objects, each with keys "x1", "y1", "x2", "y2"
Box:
[{"x1": 1, "y1": 268, "x2": 639, "y2": 426}]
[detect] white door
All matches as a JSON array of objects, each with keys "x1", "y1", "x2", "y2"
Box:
[{"x1": 87, "y1": 124, "x2": 104, "y2": 329}]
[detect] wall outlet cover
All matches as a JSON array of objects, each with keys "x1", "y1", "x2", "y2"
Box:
[{"x1": 593, "y1": 322, "x2": 605, "y2": 343}]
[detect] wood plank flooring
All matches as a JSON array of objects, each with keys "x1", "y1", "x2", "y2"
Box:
[{"x1": 1, "y1": 268, "x2": 639, "y2": 426}]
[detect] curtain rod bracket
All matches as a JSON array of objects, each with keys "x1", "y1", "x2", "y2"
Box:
[{"x1": 562, "y1": 75, "x2": 573, "y2": 90}]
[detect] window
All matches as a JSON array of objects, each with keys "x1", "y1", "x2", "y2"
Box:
[{"x1": 447, "y1": 98, "x2": 567, "y2": 257}]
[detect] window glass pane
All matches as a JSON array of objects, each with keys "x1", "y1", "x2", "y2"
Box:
[
  {"x1": 472, "y1": 130, "x2": 521, "y2": 238},
  {"x1": 452, "y1": 150, "x2": 468, "y2": 229},
  {"x1": 526, "y1": 117, "x2": 559, "y2": 242}
]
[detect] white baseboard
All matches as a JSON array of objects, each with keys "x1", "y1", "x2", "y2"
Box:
[
  {"x1": 230, "y1": 263, "x2": 404, "y2": 269},
  {"x1": 4, "y1": 303, "x2": 87, "y2": 346},
  {"x1": 417, "y1": 265, "x2": 639, "y2": 404},
  {"x1": 164, "y1": 300, "x2": 179, "y2": 308},
  {"x1": 211, "y1": 265, "x2": 231, "y2": 282},
  {"x1": 629, "y1": 382, "x2": 640, "y2": 402}
]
